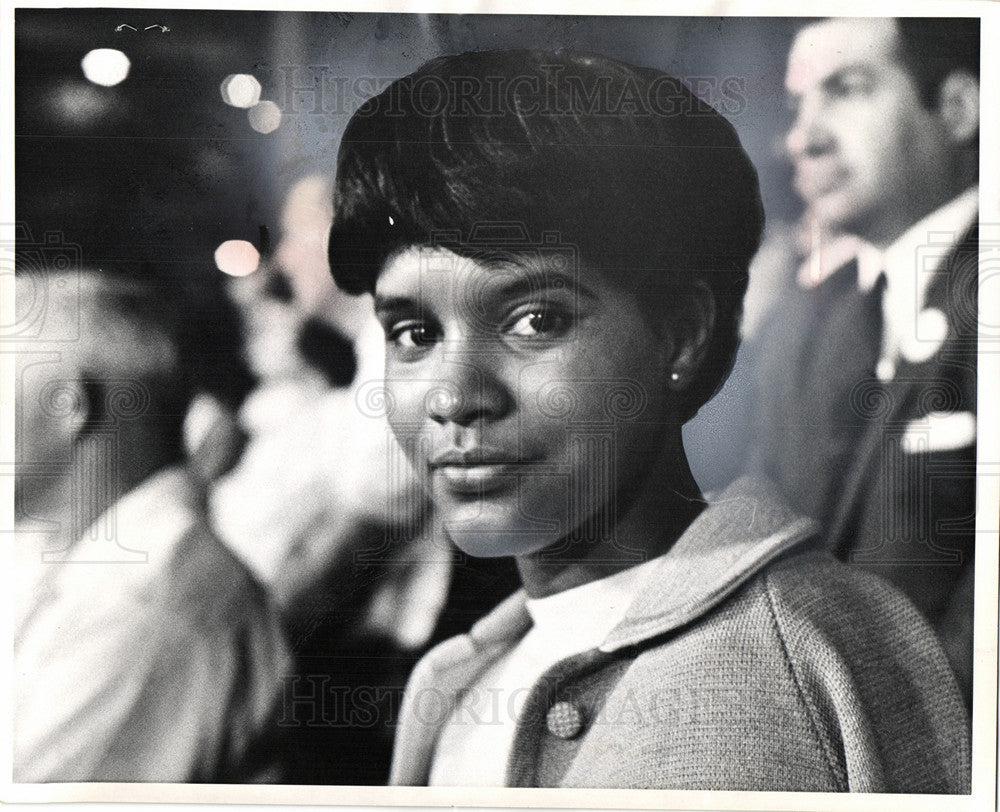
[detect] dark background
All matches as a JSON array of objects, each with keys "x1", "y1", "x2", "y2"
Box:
[{"x1": 15, "y1": 10, "x2": 808, "y2": 273}]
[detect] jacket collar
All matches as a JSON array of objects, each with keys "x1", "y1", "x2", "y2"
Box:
[
  {"x1": 460, "y1": 474, "x2": 819, "y2": 655},
  {"x1": 601, "y1": 475, "x2": 819, "y2": 651}
]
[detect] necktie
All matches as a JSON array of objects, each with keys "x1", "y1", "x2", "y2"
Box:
[{"x1": 868, "y1": 271, "x2": 893, "y2": 381}]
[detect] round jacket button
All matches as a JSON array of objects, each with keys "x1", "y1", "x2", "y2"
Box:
[{"x1": 546, "y1": 700, "x2": 584, "y2": 740}]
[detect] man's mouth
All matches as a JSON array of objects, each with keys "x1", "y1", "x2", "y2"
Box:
[{"x1": 794, "y1": 161, "x2": 849, "y2": 200}]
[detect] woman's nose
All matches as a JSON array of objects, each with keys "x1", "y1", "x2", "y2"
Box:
[{"x1": 425, "y1": 357, "x2": 512, "y2": 427}]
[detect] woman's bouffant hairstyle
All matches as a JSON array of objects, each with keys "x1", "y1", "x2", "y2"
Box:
[{"x1": 328, "y1": 49, "x2": 764, "y2": 420}]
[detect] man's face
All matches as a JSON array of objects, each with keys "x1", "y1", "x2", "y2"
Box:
[
  {"x1": 14, "y1": 276, "x2": 83, "y2": 518},
  {"x1": 785, "y1": 18, "x2": 954, "y2": 246},
  {"x1": 374, "y1": 247, "x2": 673, "y2": 558}
]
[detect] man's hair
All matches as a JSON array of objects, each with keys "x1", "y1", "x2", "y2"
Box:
[
  {"x1": 895, "y1": 18, "x2": 980, "y2": 109},
  {"x1": 16, "y1": 263, "x2": 254, "y2": 436},
  {"x1": 328, "y1": 49, "x2": 764, "y2": 420},
  {"x1": 794, "y1": 18, "x2": 981, "y2": 108}
]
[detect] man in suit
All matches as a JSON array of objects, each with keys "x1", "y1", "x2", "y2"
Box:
[{"x1": 749, "y1": 17, "x2": 980, "y2": 706}]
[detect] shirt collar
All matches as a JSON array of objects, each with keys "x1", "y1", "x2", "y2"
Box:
[
  {"x1": 524, "y1": 555, "x2": 661, "y2": 653},
  {"x1": 65, "y1": 465, "x2": 202, "y2": 566},
  {"x1": 857, "y1": 185, "x2": 979, "y2": 294}
]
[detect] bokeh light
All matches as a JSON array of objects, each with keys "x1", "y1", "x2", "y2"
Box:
[
  {"x1": 80, "y1": 49, "x2": 130, "y2": 87},
  {"x1": 247, "y1": 100, "x2": 281, "y2": 134},
  {"x1": 50, "y1": 82, "x2": 109, "y2": 125},
  {"x1": 214, "y1": 240, "x2": 260, "y2": 277},
  {"x1": 220, "y1": 74, "x2": 262, "y2": 108}
]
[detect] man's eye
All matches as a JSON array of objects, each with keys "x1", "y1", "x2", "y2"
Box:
[
  {"x1": 504, "y1": 307, "x2": 570, "y2": 339},
  {"x1": 387, "y1": 322, "x2": 440, "y2": 350},
  {"x1": 829, "y1": 72, "x2": 874, "y2": 98}
]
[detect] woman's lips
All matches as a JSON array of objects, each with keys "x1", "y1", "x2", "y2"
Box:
[
  {"x1": 428, "y1": 450, "x2": 535, "y2": 495},
  {"x1": 432, "y1": 462, "x2": 522, "y2": 495}
]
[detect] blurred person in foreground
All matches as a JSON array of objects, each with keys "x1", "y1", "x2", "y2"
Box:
[
  {"x1": 326, "y1": 49, "x2": 969, "y2": 790},
  {"x1": 748, "y1": 17, "x2": 980, "y2": 707},
  {"x1": 209, "y1": 175, "x2": 519, "y2": 784},
  {"x1": 13, "y1": 261, "x2": 289, "y2": 782}
]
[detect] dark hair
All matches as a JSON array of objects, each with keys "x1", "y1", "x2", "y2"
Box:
[
  {"x1": 16, "y1": 253, "x2": 255, "y2": 423},
  {"x1": 328, "y1": 49, "x2": 764, "y2": 419},
  {"x1": 895, "y1": 18, "x2": 980, "y2": 109},
  {"x1": 794, "y1": 18, "x2": 981, "y2": 109}
]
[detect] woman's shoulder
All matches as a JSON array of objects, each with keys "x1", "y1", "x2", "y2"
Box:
[
  {"x1": 757, "y1": 547, "x2": 955, "y2": 667},
  {"x1": 611, "y1": 547, "x2": 970, "y2": 792}
]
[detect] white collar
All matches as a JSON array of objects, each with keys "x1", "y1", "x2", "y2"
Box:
[
  {"x1": 523, "y1": 556, "x2": 662, "y2": 654},
  {"x1": 856, "y1": 186, "x2": 979, "y2": 293},
  {"x1": 798, "y1": 187, "x2": 978, "y2": 291},
  {"x1": 64, "y1": 465, "x2": 200, "y2": 565},
  {"x1": 858, "y1": 187, "x2": 977, "y2": 379}
]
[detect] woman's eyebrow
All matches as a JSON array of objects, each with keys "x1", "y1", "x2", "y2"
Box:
[
  {"x1": 485, "y1": 269, "x2": 596, "y2": 302},
  {"x1": 373, "y1": 294, "x2": 418, "y2": 316}
]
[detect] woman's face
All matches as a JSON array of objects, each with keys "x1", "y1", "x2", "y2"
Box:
[{"x1": 374, "y1": 246, "x2": 676, "y2": 558}]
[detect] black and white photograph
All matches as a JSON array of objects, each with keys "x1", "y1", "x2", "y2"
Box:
[{"x1": 3, "y1": 1, "x2": 998, "y2": 808}]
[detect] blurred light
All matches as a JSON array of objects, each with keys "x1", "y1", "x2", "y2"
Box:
[
  {"x1": 248, "y1": 101, "x2": 282, "y2": 134},
  {"x1": 81, "y1": 49, "x2": 130, "y2": 87},
  {"x1": 50, "y1": 82, "x2": 109, "y2": 125},
  {"x1": 220, "y1": 74, "x2": 262, "y2": 108},
  {"x1": 215, "y1": 240, "x2": 260, "y2": 277}
]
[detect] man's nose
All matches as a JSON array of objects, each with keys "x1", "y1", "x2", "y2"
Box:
[
  {"x1": 785, "y1": 99, "x2": 835, "y2": 160},
  {"x1": 425, "y1": 357, "x2": 512, "y2": 427}
]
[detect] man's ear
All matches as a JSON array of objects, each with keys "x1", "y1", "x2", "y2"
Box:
[
  {"x1": 667, "y1": 282, "x2": 716, "y2": 392},
  {"x1": 72, "y1": 378, "x2": 102, "y2": 437},
  {"x1": 41, "y1": 375, "x2": 92, "y2": 445},
  {"x1": 938, "y1": 71, "x2": 979, "y2": 145}
]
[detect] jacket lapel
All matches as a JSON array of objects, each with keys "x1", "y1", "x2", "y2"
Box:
[{"x1": 826, "y1": 223, "x2": 978, "y2": 553}]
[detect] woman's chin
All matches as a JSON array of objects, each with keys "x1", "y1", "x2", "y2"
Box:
[{"x1": 442, "y1": 520, "x2": 558, "y2": 559}]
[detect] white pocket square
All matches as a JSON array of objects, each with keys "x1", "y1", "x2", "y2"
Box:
[{"x1": 901, "y1": 411, "x2": 976, "y2": 454}]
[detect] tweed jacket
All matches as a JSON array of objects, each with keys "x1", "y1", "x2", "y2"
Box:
[
  {"x1": 749, "y1": 224, "x2": 978, "y2": 705},
  {"x1": 389, "y1": 477, "x2": 970, "y2": 792}
]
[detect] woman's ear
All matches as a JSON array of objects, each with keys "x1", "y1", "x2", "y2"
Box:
[
  {"x1": 938, "y1": 71, "x2": 979, "y2": 145},
  {"x1": 666, "y1": 282, "x2": 716, "y2": 392}
]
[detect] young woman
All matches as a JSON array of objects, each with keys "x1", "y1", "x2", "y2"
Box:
[{"x1": 325, "y1": 50, "x2": 970, "y2": 792}]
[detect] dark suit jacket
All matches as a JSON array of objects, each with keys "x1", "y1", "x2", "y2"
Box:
[{"x1": 748, "y1": 225, "x2": 978, "y2": 707}]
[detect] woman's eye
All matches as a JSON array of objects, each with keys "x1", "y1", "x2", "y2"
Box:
[
  {"x1": 504, "y1": 307, "x2": 570, "y2": 339},
  {"x1": 387, "y1": 322, "x2": 440, "y2": 351}
]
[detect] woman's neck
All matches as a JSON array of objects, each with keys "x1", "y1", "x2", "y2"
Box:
[{"x1": 515, "y1": 440, "x2": 705, "y2": 599}]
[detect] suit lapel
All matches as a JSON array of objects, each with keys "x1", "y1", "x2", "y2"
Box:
[{"x1": 827, "y1": 223, "x2": 979, "y2": 555}]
